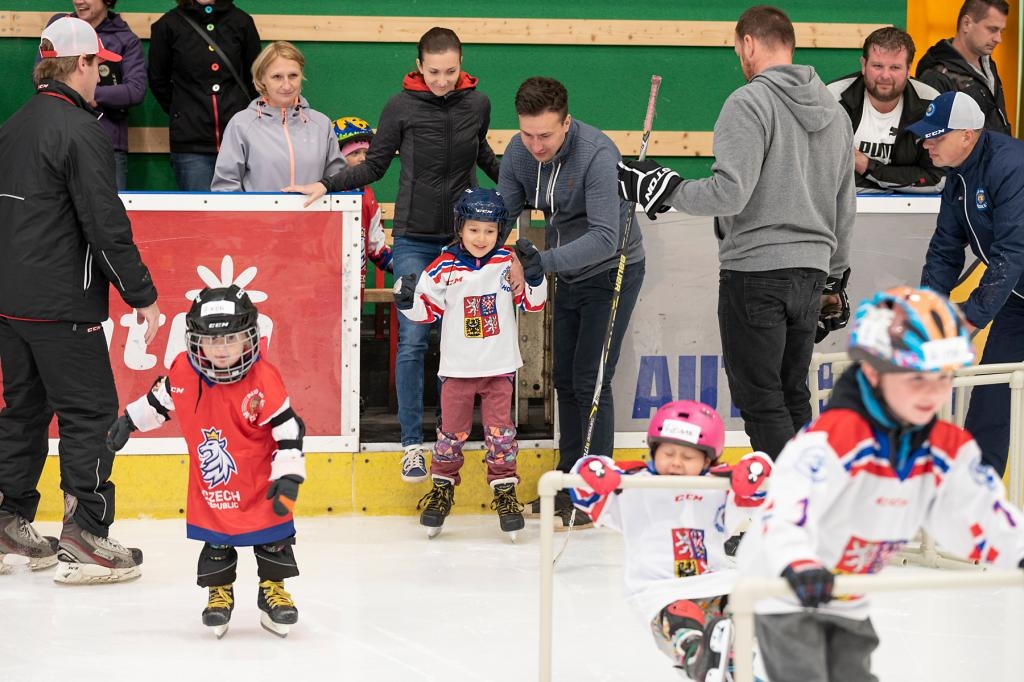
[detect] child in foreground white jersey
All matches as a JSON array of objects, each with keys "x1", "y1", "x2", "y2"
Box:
[
  {"x1": 738, "y1": 287, "x2": 1024, "y2": 682},
  {"x1": 393, "y1": 187, "x2": 546, "y2": 540},
  {"x1": 569, "y1": 400, "x2": 771, "y2": 681}
]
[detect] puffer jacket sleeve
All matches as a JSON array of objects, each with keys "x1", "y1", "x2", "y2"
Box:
[{"x1": 324, "y1": 95, "x2": 403, "y2": 192}]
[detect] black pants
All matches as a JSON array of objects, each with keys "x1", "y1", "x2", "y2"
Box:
[
  {"x1": 553, "y1": 260, "x2": 645, "y2": 471},
  {"x1": 718, "y1": 268, "x2": 826, "y2": 458},
  {"x1": 197, "y1": 538, "x2": 300, "y2": 587},
  {"x1": 0, "y1": 317, "x2": 118, "y2": 536}
]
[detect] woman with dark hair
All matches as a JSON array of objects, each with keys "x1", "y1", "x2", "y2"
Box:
[
  {"x1": 40, "y1": 0, "x2": 146, "y2": 189},
  {"x1": 286, "y1": 27, "x2": 502, "y2": 484},
  {"x1": 148, "y1": 1, "x2": 261, "y2": 190}
]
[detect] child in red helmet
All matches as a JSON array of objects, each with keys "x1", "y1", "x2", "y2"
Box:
[{"x1": 570, "y1": 400, "x2": 772, "y2": 681}]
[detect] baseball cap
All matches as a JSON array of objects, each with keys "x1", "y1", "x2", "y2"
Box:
[
  {"x1": 906, "y1": 91, "x2": 984, "y2": 139},
  {"x1": 39, "y1": 17, "x2": 122, "y2": 63}
]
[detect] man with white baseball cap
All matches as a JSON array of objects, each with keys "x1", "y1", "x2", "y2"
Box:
[
  {"x1": 912, "y1": 88, "x2": 1024, "y2": 478},
  {"x1": 0, "y1": 16, "x2": 159, "y2": 584}
]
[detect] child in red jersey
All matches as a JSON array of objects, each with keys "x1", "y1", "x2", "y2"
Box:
[{"x1": 107, "y1": 285, "x2": 305, "y2": 638}]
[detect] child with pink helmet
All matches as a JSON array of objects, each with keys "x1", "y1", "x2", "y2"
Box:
[{"x1": 570, "y1": 399, "x2": 771, "y2": 681}]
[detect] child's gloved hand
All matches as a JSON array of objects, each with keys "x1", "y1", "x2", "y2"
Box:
[
  {"x1": 392, "y1": 274, "x2": 417, "y2": 310},
  {"x1": 106, "y1": 413, "x2": 136, "y2": 452},
  {"x1": 514, "y1": 239, "x2": 545, "y2": 286},
  {"x1": 577, "y1": 455, "x2": 622, "y2": 496},
  {"x1": 782, "y1": 560, "x2": 834, "y2": 608},
  {"x1": 266, "y1": 475, "x2": 302, "y2": 516}
]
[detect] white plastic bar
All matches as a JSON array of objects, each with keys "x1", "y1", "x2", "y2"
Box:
[
  {"x1": 730, "y1": 571, "x2": 1024, "y2": 682},
  {"x1": 537, "y1": 470, "x2": 731, "y2": 682}
]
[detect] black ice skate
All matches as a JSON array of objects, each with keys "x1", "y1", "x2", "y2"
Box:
[
  {"x1": 257, "y1": 580, "x2": 298, "y2": 637},
  {"x1": 53, "y1": 496, "x2": 142, "y2": 585},
  {"x1": 0, "y1": 507, "x2": 59, "y2": 573},
  {"x1": 202, "y1": 584, "x2": 234, "y2": 639},
  {"x1": 417, "y1": 476, "x2": 454, "y2": 538},
  {"x1": 489, "y1": 478, "x2": 525, "y2": 542}
]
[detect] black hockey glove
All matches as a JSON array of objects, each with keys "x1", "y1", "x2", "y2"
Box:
[
  {"x1": 267, "y1": 475, "x2": 302, "y2": 516},
  {"x1": 815, "y1": 267, "x2": 851, "y2": 343},
  {"x1": 617, "y1": 159, "x2": 682, "y2": 220},
  {"x1": 515, "y1": 238, "x2": 545, "y2": 286},
  {"x1": 392, "y1": 274, "x2": 417, "y2": 310},
  {"x1": 106, "y1": 413, "x2": 137, "y2": 452},
  {"x1": 782, "y1": 560, "x2": 835, "y2": 608}
]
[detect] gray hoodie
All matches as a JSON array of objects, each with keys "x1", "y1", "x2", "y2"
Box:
[
  {"x1": 669, "y1": 64, "x2": 855, "y2": 277},
  {"x1": 211, "y1": 96, "x2": 344, "y2": 192},
  {"x1": 499, "y1": 118, "x2": 644, "y2": 283}
]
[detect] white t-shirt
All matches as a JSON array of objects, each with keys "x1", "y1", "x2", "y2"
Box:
[{"x1": 853, "y1": 97, "x2": 904, "y2": 165}]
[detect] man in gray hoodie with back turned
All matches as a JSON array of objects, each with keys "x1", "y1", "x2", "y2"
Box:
[{"x1": 618, "y1": 5, "x2": 856, "y2": 461}]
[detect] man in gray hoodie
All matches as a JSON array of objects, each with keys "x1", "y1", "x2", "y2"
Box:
[
  {"x1": 499, "y1": 76, "x2": 645, "y2": 528},
  {"x1": 618, "y1": 6, "x2": 856, "y2": 460}
]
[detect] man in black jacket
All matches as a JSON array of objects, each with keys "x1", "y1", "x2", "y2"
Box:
[
  {"x1": 916, "y1": 0, "x2": 1011, "y2": 136},
  {"x1": 0, "y1": 17, "x2": 160, "y2": 584},
  {"x1": 828, "y1": 27, "x2": 943, "y2": 193}
]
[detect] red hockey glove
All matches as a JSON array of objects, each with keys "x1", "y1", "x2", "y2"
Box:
[
  {"x1": 731, "y1": 452, "x2": 772, "y2": 501},
  {"x1": 578, "y1": 456, "x2": 623, "y2": 496}
]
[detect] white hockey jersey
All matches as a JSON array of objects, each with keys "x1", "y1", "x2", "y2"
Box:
[
  {"x1": 574, "y1": 458, "x2": 756, "y2": 622},
  {"x1": 400, "y1": 246, "x2": 546, "y2": 378},
  {"x1": 739, "y1": 376, "x2": 1024, "y2": 619}
]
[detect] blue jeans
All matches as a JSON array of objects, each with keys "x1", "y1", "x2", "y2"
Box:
[
  {"x1": 553, "y1": 260, "x2": 645, "y2": 471},
  {"x1": 113, "y1": 150, "x2": 128, "y2": 191},
  {"x1": 718, "y1": 268, "x2": 826, "y2": 458},
  {"x1": 392, "y1": 235, "x2": 446, "y2": 446},
  {"x1": 964, "y1": 294, "x2": 1024, "y2": 475},
  {"x1": 170, "y1": 152, "x2": 217, "y2": 191}
]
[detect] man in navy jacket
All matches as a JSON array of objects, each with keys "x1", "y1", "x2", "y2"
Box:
[{"x1": 911, "y1": 91, "x2": 1024, "y2": 476}]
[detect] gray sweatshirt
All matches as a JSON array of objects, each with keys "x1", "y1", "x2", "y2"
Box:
[
  {"x1": 211, "y1": 96, "x2": 344, "y2": 192},
  {"x1": 499, "y1": 118, "x2": 644, "y2": 283},
  {"x1": 669, "y1": 64, "x2": 856, "y2": 277}
]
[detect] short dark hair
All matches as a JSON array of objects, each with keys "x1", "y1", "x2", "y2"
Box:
[
  {"x1": 417, "y1": 27, "x2": 462, "y2": 60},
  {"x1": 514, "y1": 77, "x2": 569, "y2": 119},
  {"x1": 735, "y1": 5, "x2": 795, "y2": 51},
  {"x1": 862, "y1": 27, "x2": 916, "y2": 65},
  {"x1": 958, "y1": 0, "x2": 1010, "y2": 30}
]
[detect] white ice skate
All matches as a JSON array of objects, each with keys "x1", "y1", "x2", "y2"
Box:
[{"x1": 703, "y1": 617, "x2": 732, "y2": 682}]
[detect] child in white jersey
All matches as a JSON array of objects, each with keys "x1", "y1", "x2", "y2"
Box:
[
  {"x1": 738, "y1": 287, "x2": 1024, "y2": 682},
  {"x1": 393, "y1": 187, "x2": 546, "y2": 539},
  {"x1": 570, "y1": 399, "x2": 772, "y2": 681}
]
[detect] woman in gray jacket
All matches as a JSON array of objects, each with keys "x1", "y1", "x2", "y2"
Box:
[{"x1": 212, "y1": 41, "x2": 343, "y2": 191}]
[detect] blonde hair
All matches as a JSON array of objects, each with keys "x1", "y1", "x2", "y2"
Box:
[
  {"x1": 33, "y1": 39, "x2": 95, "y2": 85},
  {"x1": 251, "y1": 41, "x2": 306, "y2": 98}
]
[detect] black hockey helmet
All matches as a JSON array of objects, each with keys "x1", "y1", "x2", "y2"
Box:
[
  {"x1": 185, "y1": 285, "x2": 260, "y2": 384},
  {"x1": 453, "y1": 187, "x2": 512, "y2": 243}
]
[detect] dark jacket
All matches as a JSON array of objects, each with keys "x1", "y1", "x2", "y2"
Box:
[
  {"x1": 827, "y1": 73, "x2": 944, "y2": 192},
  {"x1": 41, "y1": 11, "x2": 146, "y2": 152},
  {"x1": 148, "y1": 0, "x2": 261, "y2": 154},
  {"x1": 921, "y1": 130, "x2": 1024, "y2": 327},
  {"x1": 0, "y1": 80, "x2": 157, "y2": 322},
  {"x1": 916, "y1": 39, "x2": 1011, "y2": 136},
  {"x1": 322, "y1": 71, "x2": 500, "y2": 242}
]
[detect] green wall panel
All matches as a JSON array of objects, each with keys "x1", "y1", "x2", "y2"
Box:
[{"x1": 1, "y1": 2, "x2": 906, "y2": 193}]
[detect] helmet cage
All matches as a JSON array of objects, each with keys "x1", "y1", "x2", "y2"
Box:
[{"x1": 185, "y1": 286, "x2": 261, "y2": 384}]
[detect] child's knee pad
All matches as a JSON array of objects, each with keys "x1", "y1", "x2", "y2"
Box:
[
  {"x1": 433, "y1": 430, "x2": 468, "y2": 463},
  {"x1": 484, "y1": 425, "x2": 518, "y2": 464},
  {"x1": 255, "y1": 536, "x2": 299, "y2": 582},
  {"x1": 197, "y1": 543, "x2": 238, "y2": 587}
]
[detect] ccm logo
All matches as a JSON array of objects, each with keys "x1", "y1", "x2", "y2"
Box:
[
  {"x1": 875, "y1": 496, "x2": 908, "y2": 507},
  {"x1": 208, "y1": 322, "x2": 230, "y2": 329},
  {"x1": 170, "y1": 387, "x2": 185, "y2": 394},
  {"x1": 674, "y1": 493, "x2": 704, "y2": 503}
]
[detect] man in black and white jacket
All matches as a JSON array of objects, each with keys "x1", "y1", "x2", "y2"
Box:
[{"x1": 828, "y1": 27, "x2": 944, "y2": 193}]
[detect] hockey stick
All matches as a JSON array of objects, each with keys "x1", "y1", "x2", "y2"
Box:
[{"x1": 553, "y1": 75, "x2": 663, "y2": 565}]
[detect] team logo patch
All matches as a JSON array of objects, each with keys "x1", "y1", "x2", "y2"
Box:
[
  {"x1": 794, "y1": 447, "x2": 828, "y2": 482},
  {"x1": 835, "y1": 535, "x2": 905, "y2": 574},
  {"x1": 241, "y1": 388, "x2": 264, "y2": 424},
  {"x1": 198, "y1": 427, "x2": 238, "y2": 489},
  {"x1": 925, "y1": 103, "x2": 935, "y2": 116},
  {"x1": 672, "y1": 527, "x2": 708, "y2": 577},
  {"x1": 969, "y1": 456, "x2": 998, "y2": 490},
  {"x1": 463, "y1": 293, "x2": 500, "y2": 338},
  {"x1": 975, "y1": 188, "x2": 988, "y2": 210}
]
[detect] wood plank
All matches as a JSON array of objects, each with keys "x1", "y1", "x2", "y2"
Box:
[
  {"x1": 128, "y1": 126, "x2": 715, "y2": 157},
  {"x1": 3, "y1": 12, "x2": 883, "y2": 49}
]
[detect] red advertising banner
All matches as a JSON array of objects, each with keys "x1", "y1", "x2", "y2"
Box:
[{"x1": 0, "y1": 195, "x2": 360, "y2": 449}]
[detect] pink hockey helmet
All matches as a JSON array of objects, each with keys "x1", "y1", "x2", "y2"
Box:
[{"x1": 647, "y1": 400, "x2": 725, "y2": 462}]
